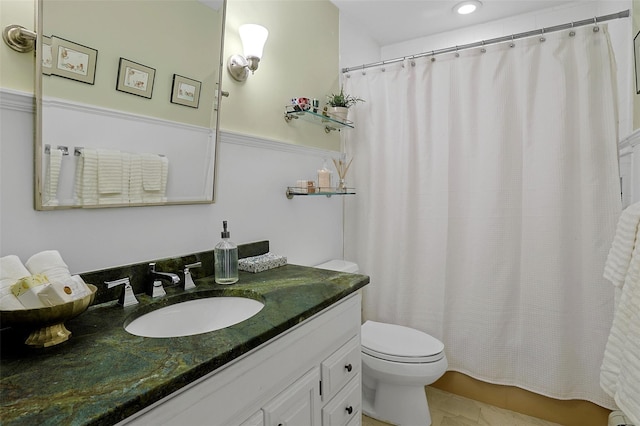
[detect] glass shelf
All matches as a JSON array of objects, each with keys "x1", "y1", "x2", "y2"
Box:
[
  {"x1": 283, "y1": 106, "x2": 354, "y2": 133},
  {"x1": 286, "y1": 187, "x2": 356, "y2": 199}
]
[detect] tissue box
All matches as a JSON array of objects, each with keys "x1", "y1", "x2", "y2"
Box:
[{"x1": 238, "y1": 252, "x2": 287, "y2": 273}]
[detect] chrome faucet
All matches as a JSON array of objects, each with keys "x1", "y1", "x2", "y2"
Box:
[{"x1": 147, "y1": 263, "x2": 180, "y2": 297}]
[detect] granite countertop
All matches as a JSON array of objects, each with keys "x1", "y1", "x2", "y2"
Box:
[{"x1": 0, "y1": 264, "x2": 369, "y2": 426}]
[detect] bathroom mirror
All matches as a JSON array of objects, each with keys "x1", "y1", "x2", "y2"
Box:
[{"x1": 35, "y1": 0, "x2": 226, "y2": 209}]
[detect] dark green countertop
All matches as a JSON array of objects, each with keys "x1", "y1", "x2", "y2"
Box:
[{"x1": 0, "y1": 264, "x2": 369, "y2": 426}]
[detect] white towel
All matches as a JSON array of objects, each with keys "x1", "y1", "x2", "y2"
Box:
[
  {"x1": 81, "y1": 148, "x2": 98, "y2": 205},
  {"x1": 97, "y1": 149, "x2": 122, "y2": 194},
  {"x1": 1, "y1": 255, "x2": 31, "y2": 281},
  {"x1": 25, "y1": 250, "x2": 71, "y2": 283},
  {"x1": 142, "y1": 153, "x2": 162, "y2": 191},
  {"x1": 604, "y1": 202, "x2": 640, "y2": 288},
  {"x1": 74, "y1": 152, "x2": 84, "y2": 204},
  {"x1": 44, "y1": 148, "x2": 62, "y2": 206},
  {"x1": 129, "y1": 153, "x2": 143, "y2": 204},
  {"x1": 0, "y1": 255, "x2": 31, "y2": 310},
  {"x1": 97, "y1": 149, "x2": 125, "y2": 205},
  {"x1": 160, "y1": 155, "x2": 168, "y2": 202},
  {"x1": 600, "y1": 202, "x2": 640, "y2": 425}
]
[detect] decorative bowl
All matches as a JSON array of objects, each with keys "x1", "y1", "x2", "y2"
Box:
[{"x1": 0, "y1": 284, "x2": 97, "y2": 348}]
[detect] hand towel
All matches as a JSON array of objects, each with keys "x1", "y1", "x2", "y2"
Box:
[
  {"x1": 25, "y1": 250, "x2": 71, "y2": 283},
  {"x1": 142, "y1": 153, "x2": 162, "y2": 191},
  {"x1": 120, "y1": 153, "x2": 131, "y2": 204},
  {"x1": 97, "y1": 149, "x2": 122, "y2": 194},
  {"x1": 604, "y1": 201, "x2": 640, "y2": 288},
  {"x1": 128, "y1": 153, "x2": 143, "y2": 204},
  {"x1": 0, "y1": 255, "x2": 31, "y2": 310},
  {"x1": 160, "y1": 155, "x2": 169, "y2": 202},
  {"x1": 74, "y1": 151, "x2": 84, "y2": 204},
  {"x1": 1, "y1": 255, "x2": 31, "y2": 281},
  {"x1": 81, "y1": 148, "x2": 98, "y2": 205},
  {"x1": 97, "y1": 149, "x2": 125, "y2": 205},
  {"x1": 44, "y1": 148, "x2": 62, "y2": 206}
]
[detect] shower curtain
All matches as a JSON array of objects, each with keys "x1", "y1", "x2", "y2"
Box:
[{"x1": 343, "y1": 24, "x2": 622, "y2": 407}]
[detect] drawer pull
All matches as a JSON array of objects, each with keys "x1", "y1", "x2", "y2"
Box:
[
  {"x1": 345, "y1": 406, "x2": 353, "y2": 415},
  {"x1": 345, "y1": 363, "x2": 353, "y2": 372}
]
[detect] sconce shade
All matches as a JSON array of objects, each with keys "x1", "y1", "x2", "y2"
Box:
[
  {"x1": 228, "y1": 24, "x2": 269, "y2": 82},
  {"x1": 239, "y1": 24, "x2": 268, "y2": 59}
]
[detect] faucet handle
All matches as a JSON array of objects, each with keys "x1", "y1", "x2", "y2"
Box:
[
  {"x1": 105, "y1": 277, "x2": 139, "y2": 307},
  {"x1": 183, "y1": 261, "x2": 202, "y2": 290}
]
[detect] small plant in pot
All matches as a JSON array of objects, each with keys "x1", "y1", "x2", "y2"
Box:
[{"x1": 325, "y1": 87, "x2": 364, "y2": 123}]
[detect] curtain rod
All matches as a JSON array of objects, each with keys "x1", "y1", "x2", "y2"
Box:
[{"x1": 342, "y1": 9, "x2": 629, "y2": 74}]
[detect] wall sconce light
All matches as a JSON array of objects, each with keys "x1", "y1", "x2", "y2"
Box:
[{"x1": 227, "y1": 24, "x2": 269, "y2": 82}]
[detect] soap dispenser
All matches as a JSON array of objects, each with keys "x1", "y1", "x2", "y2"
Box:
[{"x1": 214, "y1": 220, "x2": 239, "y2": 284}]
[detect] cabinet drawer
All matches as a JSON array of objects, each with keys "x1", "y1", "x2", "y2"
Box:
[
  {"x1": 321, "y1": 335, "x2": 361, "y2": 401},
  {"x1": 322, "y1": 375, "x2": 361, "y2": 426}
]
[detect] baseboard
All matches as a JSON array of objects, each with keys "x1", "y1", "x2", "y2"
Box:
[{"x1": 431, "y1": 371, "x2": 611, "y2": 426}]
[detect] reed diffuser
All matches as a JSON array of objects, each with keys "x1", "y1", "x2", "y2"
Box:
[{"x1": 332, "y1": 156, "x2": 353, "y2": 192}]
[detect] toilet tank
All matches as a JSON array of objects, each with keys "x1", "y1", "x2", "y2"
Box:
[{"x1": 315, "y1": 260, "x2": 359, "y2": 273}]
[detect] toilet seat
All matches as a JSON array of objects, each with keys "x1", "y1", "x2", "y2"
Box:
[{"x1": 362, "y1": 320, "x2": 445, "y2": 363}]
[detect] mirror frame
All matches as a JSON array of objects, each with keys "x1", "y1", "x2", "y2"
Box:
[{"x1": 34, "y1": 0, "x2": 226, "y2": 210}]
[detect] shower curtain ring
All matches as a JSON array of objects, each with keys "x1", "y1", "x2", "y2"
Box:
[
  {"x1": 569, "y1": 21, "x2": 575, "y2": 37},
  {"x1": 539, "y1": 28, "x2": 546, "y2": 42},
  {"x1": 455, "y1": 46, "x2": 460, "y2": 58},
  {"x1": 480, "y1": 41, "x2": 486, "y2": 53},
  {"x1": 362, "y1": 64, "x2": 366, "y2": 75},
  {"x1": 593, "y1": 17, "x2": 600, "y2": 32},
  {"x1": 431, "y1": 51, "x2": 436, "y2": 62},
  {"x1": 509, "y1": 35, "x2": 515, "y2": 48}
]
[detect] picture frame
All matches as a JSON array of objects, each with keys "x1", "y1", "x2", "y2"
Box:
[
  {"x1": 116, "y1": 58, "x2": 155, "y2": 99},
  {"x1": 170, "y1": 74, "x2": 201, "y2": 108},
  {"x1": 41, "y1": 36, "x2": 53, "y2": 76},
  {"x1": 635, "y1": 31, "x2": 640, "y2": 94},
  {"x1": 50, "y1": 36, "x2": 97, "y2": 84}
]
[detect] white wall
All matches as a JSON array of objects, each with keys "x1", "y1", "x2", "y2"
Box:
[
  {"x1": 338, "y1": 13, "x2": 381, "y2": 72},
  {"x1": 1, "y1": 90, "x2": 345, "y2": 273}
]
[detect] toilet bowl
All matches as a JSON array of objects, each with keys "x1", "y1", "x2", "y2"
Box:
[
  {"x1": 315, "y1": 260, "x2": 448, "y2": 426},
  {"x1": 361, "y1": 320, "x2": 447, "y2": 426}
]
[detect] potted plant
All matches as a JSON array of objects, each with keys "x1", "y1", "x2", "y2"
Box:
[{"x1": 325, "y1": 87, "x2": 364, "y2": 122}]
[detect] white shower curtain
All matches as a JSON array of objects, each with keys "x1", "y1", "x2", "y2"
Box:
[{"x1": 344, "y1": 25, "x2": 622, "y2": 407}]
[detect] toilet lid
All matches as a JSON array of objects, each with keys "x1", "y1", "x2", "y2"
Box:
[{"x1": 361, "y1": 321, "x2": 445, "y2": 363}]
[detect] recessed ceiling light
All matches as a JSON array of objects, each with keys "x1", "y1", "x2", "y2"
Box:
[{"x1": 454, "y1": 0, "x2": 482, "y2": 15}]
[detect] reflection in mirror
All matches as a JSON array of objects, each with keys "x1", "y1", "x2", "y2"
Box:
[{"x1": 36, "y1": 0, "x2": 225, "y2": 209}]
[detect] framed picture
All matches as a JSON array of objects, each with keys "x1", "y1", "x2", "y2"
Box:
[
  {"x1": 635, "y1": 31, "x2": 640, "y2": 94},
  {"x1": 116, "y1": 58, "x2": 155, "y2": 99},
  {"x1": 41, "y1": 36, "x2": 53, "y2": 76},
  {"x1": 50, "y1": 36, "x2": 97, "y2": 84},
  {"x1": 171, "y1": 74, "x2": 201, "y2": 108}
]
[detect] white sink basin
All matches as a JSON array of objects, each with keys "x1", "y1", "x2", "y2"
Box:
[{"x1": 125, "y1": 297, "x2": 265, "y2": 338}]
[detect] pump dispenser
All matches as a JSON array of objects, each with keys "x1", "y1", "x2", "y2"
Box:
[{"x1": 214, "y1": 221, "x2": 239, "y2": 284}]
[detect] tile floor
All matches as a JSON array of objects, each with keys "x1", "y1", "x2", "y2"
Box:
[{"x1": 362, "y1": 386, "x2": 562, "y2": 426}]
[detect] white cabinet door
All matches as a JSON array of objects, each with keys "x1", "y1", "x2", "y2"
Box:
[
  {"x1": 239, "y1": 410, "x2": 264, "y2": 426},
  {"x1": 263, "y1": 367, "x2": 321, "y2": 426}
]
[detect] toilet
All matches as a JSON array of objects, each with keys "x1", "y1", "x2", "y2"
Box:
[{"x1": 315, "y1": 260, "x2": 448, "y2": 426}]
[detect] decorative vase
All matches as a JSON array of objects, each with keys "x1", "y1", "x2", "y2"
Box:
[
  {"x1": 328, "y1": 107, "x2": 349, "y2": 123},
  {"x1": 338, "y1": 178, "x2": 347, "y2": 192}
]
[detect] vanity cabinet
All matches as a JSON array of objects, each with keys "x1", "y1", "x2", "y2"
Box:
[{"x1": 120, "y1": 293, "x2": 362, "y2": 426}]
